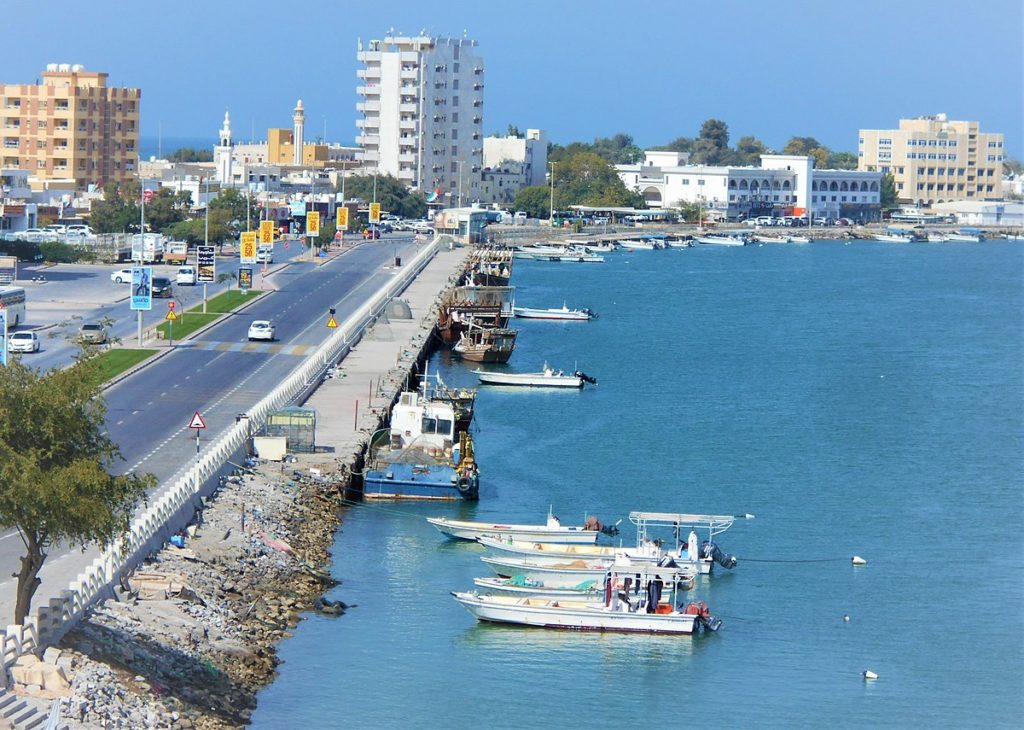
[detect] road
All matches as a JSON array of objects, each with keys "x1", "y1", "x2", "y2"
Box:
[{"x1": 0, "y1": 234, "x2": 419, "y2": 619}]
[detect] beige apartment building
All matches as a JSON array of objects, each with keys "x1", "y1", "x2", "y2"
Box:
[
  {"x1": 859, "y1": 114, "x2": 1004, "y2": 206},
  {"x1": 1, "y1": 64, "x2": 140, "y2": 190}
]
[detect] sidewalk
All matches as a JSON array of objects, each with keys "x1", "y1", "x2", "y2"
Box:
[{"x1": 301, "y1": 245, "x2": 469, "y2": 461}]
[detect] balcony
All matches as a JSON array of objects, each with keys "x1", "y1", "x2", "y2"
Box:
[
  {"x1": 399, "y1": 152, "x2": 417, "y2": 163},
  {"x1": 357, "y1": 51, "x2": 382, "y2": 63},
  {"x1": 473, "y1": 83, "x2": 484, "y2": 91},
  {"x1": 399, "y1": 117, "x2": 417, "y2": 130},
  {"x1": 400, "y1": 66, "x2": 418, "y2": 80},
  {"x1": 358, "y1": 149, "x2": 380, "y2": 162},
  {"x1": 399, "y1": 103, "x2": 418, "y2": 114},
  {"x1": 356, "y1": 85, "x2": 380, "y2": 97},
  {"x1": 356, "y1": 101, "x2": 381, "y2": 113},
  {"x1": 356, "y1": 67, "x2": 380, "y2": 80},
  {"x1": 355, "y1": 134, "x2": 380, "y2": 146}
]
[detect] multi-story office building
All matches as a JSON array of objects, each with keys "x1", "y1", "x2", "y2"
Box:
[
  {"x1": 1, "y1": 64, "x2": 140, "y2": 190},
  {"x1": 858, "y1": 114, "x2": 1004, "y2": 205},
  {"x1": 356, "y1": 34, "x2": 484, "y2": 201}
]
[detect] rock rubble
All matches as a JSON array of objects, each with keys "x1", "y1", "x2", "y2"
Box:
[{"x1": 52, "y1": 458, "x2": 350, "y2": 729}]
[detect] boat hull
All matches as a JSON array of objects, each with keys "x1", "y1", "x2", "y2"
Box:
[
  {"x1": 426, "y1": 517, "x2": 601, "y2": 543},
  {"x1": 452, "y1": 593, "x2": 700, "y2": 634},
  {"x1": 472, "y1": 577, "x2": 604, "y2": 600},
  {"x1": 474, "y1": 370, "x2": 584, "y2": 388},
  {"x1": 364, "y1": 462, "x2": 479, "y2": 501},
  {"x1": 455, "y1": 347, "x2": 514, "y2": 363},
  {"x1": 482, "y1": 556, "x2": 614, "y2": 586},
  {"x1": 512, "y1": 307, "x2": 591, "y2": 321}
]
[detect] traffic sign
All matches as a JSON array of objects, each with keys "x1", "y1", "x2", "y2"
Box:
[
  {"x1": 165, "y1": 309, "x2": 178, "y2": 321},
  {"x1": 168, "y1": 301, "x2": 176, "y2": 309},
  {"x1": 188, "y1": 411, "x2": 207, "y2": 430},
  {"x1": 326, "y1": 315, "x2": 338, "y2": 329},
  {"x1": 307, "y1": 211, "x2": 320, "y2": 236},
  {"x1": 369, "y1": 202, "x2": 381, "y2": 223}
]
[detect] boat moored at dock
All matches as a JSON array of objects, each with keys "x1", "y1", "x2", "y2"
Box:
[
  {"x1": 426, "y1": 512, "x2": 618, "y2": 543},
  {"x1": 473, "y1": 364, "x2": 597, "y2": 388},
  {"x1": 512, "y1": 304, "x2": 595, "y2": 321}
]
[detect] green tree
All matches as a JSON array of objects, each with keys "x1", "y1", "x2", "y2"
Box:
[
  {"x1": 782, "y1": 136, "x2": 829, "y2": 168},
  {"x1": 691, "y1": 119, "x2": 731, "y2": 165},
  {"x1": 145, "y1": 188, "x2": 188, "y2": 233},
  {"x1": 658, "y1": 136, "x2": 695, "y2": 153},
  {"x1": 827, "y1": 151, "x2": 858, "y2": 170},
  {"x1": 513, "y1": 185, "x2": 551, "y2": 219},
  {"x1": 1002, "y1": 158, "x2": 1022, "y2": 175},
  {"x1": 167, "y1": 147, "x2": 213, "y2": 162},
  {"x1": 165, "y1": 209, "x2": 233, "y2": 246},
  {"x1": 555, "y1": 151, "x2": 643, "y2": 208},
  {"x1": 209, "y1": 188, "x2": 259, "y2": 229},
  {"x1": 316, "y1": 219, "x2": 337, "y2": 249},
  {"x1": 735, "y1": 135, "x2": 770, "y2": 166},
  {"x1": 0, "y1": 358, "x2": 153, "y2": 624},
  {"x1": 674, "y1": 201, "x2": 702, "y2": 223},
  {"x1": 880, "y1": 173, "x2": 899, "y2": 209},
  {"x1": 89, "y1": 180, "x2": 141, "y2": 233},
  {"x1": 335, "y1": 174, "x2": 427, "y2": 219}
]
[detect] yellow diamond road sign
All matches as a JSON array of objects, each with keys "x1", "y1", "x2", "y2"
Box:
[
  {"x1": 326, "y1": 315, "x2": 338, "y2": 329},
  {"x1": 165, "y1": 309, "x2": 178, "y2": 321}
]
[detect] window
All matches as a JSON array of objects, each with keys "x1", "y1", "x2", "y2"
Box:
[
  {"x1": 452, "y1": 79, "x2": 459, "y2": 90},
  {"x1": 452, "y1": 112, "x2": 458, "y2": 122},
  {"x1": 451, "y1": 129, "x2": 457, "y2": 140},
  {"x1": 421, "y1": 417, "x2": 437, "y2": 434},
  {"x1": 452, "y1": 95, "x2": 459, "y2": 106}
]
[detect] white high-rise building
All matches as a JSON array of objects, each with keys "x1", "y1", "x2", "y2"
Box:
[{"x1": 356, "y1": 34, "x2": 484, "y2": 202}]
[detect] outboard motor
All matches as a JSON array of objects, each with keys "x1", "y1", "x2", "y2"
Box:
[
  {"x1": 701, "y1": 540, "x2": 737, "y2": 569},
  {"x1": 583, "y1": 308, "x2": 598, "y2": 319},
  {"x1": 584, "y1": 515, "x2": 620, "y2": 537},
  {"x1": 575, "y1": 371, "x2": 598, "y2": 385},
  {"x1": 683, "y1": 601, "x2": 722, "y2": 632}
]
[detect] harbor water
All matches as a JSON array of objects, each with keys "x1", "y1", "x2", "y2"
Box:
[{"x1": 252, "y1": 240, "x2": 1023, "y2": 729}]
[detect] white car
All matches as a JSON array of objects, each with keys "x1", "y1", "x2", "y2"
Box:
[
  {"x1": 247, "y1": 320, "x2": 275, "y2": 342},
  {"x1": 110, "y1": 268, "x2": 133, "y2": 284},
  {"x1": 175, "y1": 266, "x2": 197, "y2": 285},
  {"x1": 7, "y1": 331, "x2": 40, "y2": 353}
]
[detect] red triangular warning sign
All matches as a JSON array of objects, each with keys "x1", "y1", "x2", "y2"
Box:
[{"x1": 189, "y1": 411, "x2": 207, "y2": 429}]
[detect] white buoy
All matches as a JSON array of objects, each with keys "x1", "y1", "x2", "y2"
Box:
[
  {"x1": 852, "y1": 556, "x2": 867, "y2": 566},
  {"x1": 843, "y1": 614, "x2": 850, "y2": 622},
  {"x1": 863, "y1": 670, "x2": 878, "y2": 680}
]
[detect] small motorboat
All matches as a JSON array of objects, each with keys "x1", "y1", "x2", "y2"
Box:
[
  {"x1": 617, "y1": 239, "x2": 655, "y2": 250},
  {"x1": 426, "y1": 511, "x2": 617, "y2": 543},
  {"x1": 512, "y1": 304, "x2": 595, "y2": 321},
  {"x1": 786, "y1": 235, "x2": 811, "y2": 244},
  {"x1": 473, "y1": 363, "x2": 597, "y2": 388},
  {"x1": 452, "y1": 563, "x2": 720, "y2": 635},
  {"x1": 694, "y1": 235, "x2": 746, "y2": 246}
]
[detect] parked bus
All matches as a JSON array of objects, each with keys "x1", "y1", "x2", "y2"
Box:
[{"x1": 0, "y1": 286, "x2": 27, "y2": 327}]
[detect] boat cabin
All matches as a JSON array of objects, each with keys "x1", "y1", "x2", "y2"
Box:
[{"x1": 389, "y1": 391, "x2": 457, "y2": 450}]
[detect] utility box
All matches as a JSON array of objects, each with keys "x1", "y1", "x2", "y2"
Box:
[{"x1": 252, "y1": 436, "x2": 288, "y2": 461}]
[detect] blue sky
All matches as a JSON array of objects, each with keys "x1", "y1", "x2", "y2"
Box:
[{"x1": 7, "y1": 0, "x2": 1023, "y2": 157}]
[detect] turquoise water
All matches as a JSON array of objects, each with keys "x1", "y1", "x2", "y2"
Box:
[{"x1": 252, "y1": 241, "x2": 1024, "y2": 729}]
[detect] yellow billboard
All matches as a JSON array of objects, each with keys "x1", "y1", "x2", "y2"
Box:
[
  {"x1": 240, "y1": 231, "x2": 258, "y2": 263},
  {"x1": 369, "y1": 202, "x2": 381, "y2": 223},
  {"x1": 336, "y1": 207, "x2": 349, "y2": 231},
  {"x1": 259, "y1": 220, "x2": 275, "y2": 244},
  {"x1": 307, "y1": 211, "x2": 320, "y2": 236}
]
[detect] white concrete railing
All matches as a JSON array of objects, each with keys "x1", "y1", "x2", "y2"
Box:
[{"x1": 1, "y1": 238, "x2": 442, "y2": 662}]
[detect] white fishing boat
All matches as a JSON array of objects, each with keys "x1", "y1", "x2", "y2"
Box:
[
  {"x1": 482, "y1": 555, "x2": 617, "y2": 587},
  {"x1": 515, "y1": 243, "x2": 569, "y2": 256},
  {"x1": 426, "y1": 511, "x2": 617, "y2": 543},
  {"x1": 617, "y1": 239, "x2": 655, "y2": 250},
  {"x1": 512, "y1": 304, "x2": 594, "y2": 321},
  {"x1": 694, "y1": 235, "x2": 746, "y2": 246},
  {"x1": 873, "y1": 227, "x2": 916, "y2": 243},
  {"x1": 946, "y1": 228, "x2": 984, "y2": 242},
  {"x1": 927, "y1": 233, "x2": 950, "y2": 243},
  {"x1": 665, "y1": 238, "x2": 691, "y2": 249},
  {"x1": 751, "y1": 234, "x2": 789, "y2": 244},
  {"x1": 473, "y1": 363, "x2": 597, "y2": 388},
  {"x1": 452, "y1": 563, "x2": 721, "y2": 634},
  {"x1": 563, "y1": 238, "x2": 617, "y2": 253},
  {"x1": 472, "y1": 576, "x2": 606, "y2": 601},
  {"x1": 628, "y1": 511, "x2": 754, "y2": 575},
  {"x1": 786, "y1": 235, "x2": 811, "y2": 244},
  {"x1": 477, "y1": 535, "x2": 668, "y2": 564}
]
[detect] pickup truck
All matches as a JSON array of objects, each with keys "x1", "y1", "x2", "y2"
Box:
[{"x1": 163, "y1": 241, "x2": 189, "y2": 265}]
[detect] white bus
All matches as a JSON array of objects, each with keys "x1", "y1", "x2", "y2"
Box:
[{"x1": 0, "y1": 286, "x2": 27, "y2": 327}]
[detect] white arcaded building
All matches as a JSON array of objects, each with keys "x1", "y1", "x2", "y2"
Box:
[
  {"x1": 617, "y1": 152, "x2": 883, "y2": 222},
  {"x1": 356, "y1": 34, "x2": 484, "y2": 203}
]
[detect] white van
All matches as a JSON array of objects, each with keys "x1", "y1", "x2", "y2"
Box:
[
  {"x1": 256, "y1": 244, "x2": 274, "y2": 263},
  {"x1": 175, "y1": 266, "x2": 197, "y2": 285}
]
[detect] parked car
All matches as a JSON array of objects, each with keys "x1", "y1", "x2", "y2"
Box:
[
  {"x1": 835, "y1": 218, "x2": 854, "y2": 226},
  {"x1": 7, "y1": 331, "x2": 40, "y2": 353},
  {"x1": 247, "y1": 320, "x2": 275, "y2": 342},
  {"x1": 151, "y1": 276, "x2": 173, "y2": 298},
  {"x1": 78, "y1": 322, "x2": 108, "y2": 344},
  {"x1": 110, "y1": 268, "x2": 134, "y2": 284},
  {"x1": 20, "y1": 228, "x2": 47, "y2": 242},
  {"x1": 175, "y1": 266, "x2": 197, "y2": 285}
]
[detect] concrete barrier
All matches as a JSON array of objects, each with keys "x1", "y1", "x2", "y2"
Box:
[{"x1": 1, "y1": 238, "x2": 441, "y2": 661}]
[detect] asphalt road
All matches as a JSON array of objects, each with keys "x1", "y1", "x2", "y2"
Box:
[{"x1": 0, "y1": 234, "x2": 418, "y2": 615}]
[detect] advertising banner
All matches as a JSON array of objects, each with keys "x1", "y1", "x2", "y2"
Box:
[
  {"x1": 307, "y1": 211, "x2": 320, "y2": 236},
  {"x1": 369, "y1": 202, "x2": 381, "y2": 223},
  {"x1": 130, "y1": 266, "x2": 153, "y2": 311},
  {"x1": 259, "y1": 220, "x2": 275, "y2": 245},
  {"x1": 241, "y1": 232, "x2": 258, "y2": 263},
  {"x1": 336, "y1": 206, "x2": 349, "y2": 231},
  {"x1": 197, "y1": 245, "x2": 216, "y2": 283},
  {"x1": 238, "y1": 266, "x2": 253, "y2": 291}
]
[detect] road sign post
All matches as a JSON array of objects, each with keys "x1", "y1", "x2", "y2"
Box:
[
  {"x1": 189, "y1": 410, "x2": 207, "y2": 465},
  {"x1": 165, "y1": 301, "x2": 177, "y2": 346},
  {"x1": 0, "y1": 309, "x2": 7, "y2": 366},
  {"x1": 197, "y1": 244, "x2": 216, "y2": 314}
]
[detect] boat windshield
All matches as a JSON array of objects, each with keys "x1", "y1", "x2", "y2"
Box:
[{"x1": 422, "y1": 416, "x2": 453, "y2": 437}]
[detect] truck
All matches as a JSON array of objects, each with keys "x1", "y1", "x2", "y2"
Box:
[
  {"x1": 130, "y1": 233, "x2": 163, "y2": 263},
  {"x1": 163, "y1": 240, "x2": 189, "y2": 265}
]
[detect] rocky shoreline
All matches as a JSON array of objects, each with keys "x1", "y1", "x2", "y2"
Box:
[{"x1": 41, "y1": 456, "x2": 351, "y2": 729}]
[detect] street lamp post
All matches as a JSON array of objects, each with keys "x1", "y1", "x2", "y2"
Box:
[
  {"x1": 548, "y1": 161, "x2": 557, "y2": 227},
  {"x1": 203, "y1": 177, "x2": 209, "y2": 313},
  {"x1": 137, "y1": 179, "x2": 145, "y2": 346}
]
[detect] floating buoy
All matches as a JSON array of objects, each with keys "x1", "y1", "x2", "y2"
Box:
[
  {"x1": 863, "y1": 670, "x2": 878, "y2": 680},
  {"x1": 851, "y1": 556, "x2": 867, "y2": 566},
  {"x1": 843, "y1": 614, "x2": 851, "y2": 622}
]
